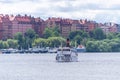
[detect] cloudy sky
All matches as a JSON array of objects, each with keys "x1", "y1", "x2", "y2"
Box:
[{"x1": 0, "y1": 0, "x2": 120, "y2": 23}]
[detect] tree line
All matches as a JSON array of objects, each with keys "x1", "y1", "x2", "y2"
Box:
[
  {"x1": 69, "y1": 28, "x2": 120, "y2": 52},
  {"x1": 0, "y1": 27, "x2": 65, "y2": 49},
  {"x1": 1, "y1": 26, "x2": 120, "y2": 52}
]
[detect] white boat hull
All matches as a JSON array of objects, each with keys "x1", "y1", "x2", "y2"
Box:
[{"x1": 56, "y1": 52, "x2": 78, "y2": 62}]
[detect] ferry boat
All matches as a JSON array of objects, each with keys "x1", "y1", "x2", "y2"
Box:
[{"x1": 56, "y1": 38, "x2": 78, "y2": 62}]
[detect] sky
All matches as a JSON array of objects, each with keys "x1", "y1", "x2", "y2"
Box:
[{"x1": 0, "y1": 0, "x2": 120, "y2": 23}]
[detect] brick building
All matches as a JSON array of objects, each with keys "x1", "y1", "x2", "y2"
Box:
[
  {"x1": 9, "y1": 15, "x2": 33, "y2": 38},
  {"x1": 60, "y1": 19, "x2": 72, "y2": 37},
  {"x1": 46, "y1": 17, "x2": 73, "y2": 37},
  {"x1": 1, "y1": 14, "x2": 118, "y2": 40},
  {"x1": 46, "y1": 17, "x2": 61, "y2": 29},
  {"x1": 98, "y1": 22, "x2": 117, "y2": 33},
  {"x1": 71, "y1": 19, "x2": 97, "y2": 33},
  {"x1": 0, "y1": 20, "x2": 2, "y2": 39},
  {"x1": 71, "y1": 20, "x2": 79, "y2": 31},
  {"x1": 0, "y1": 15, "x2": 12, "y2": 40},
  {"x1": 0, "y1": 14, "x2": 46, "y2": 40},
  {"x1": 32, "y1": 17, "x2": 46, "y2": 37},
  {"x1": 46, "y1": 18, "x2": 97, "y2": 37}
]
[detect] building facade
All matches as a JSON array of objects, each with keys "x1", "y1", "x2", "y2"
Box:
[
  {"x1": 0, "y1": 14, "x2": 119, "y2": 40},
  {"x1": 46, "y1": 18, "x2": 73, "y2": 37},
  {"x1": 10, "y1": 15, "x2": 33, "y2": 38},
  {"x1": 98, "y1": 22, "x2": 117, "y2": 34},
  {"x1": 31, "y1": 17, "x2": 45, "y2": 37},
  {"x1": 0, "y1": 14, "x2": 46, "y2": 40},
  {"x1": 0, "y1": 15, "x2": 12, "y2": 40}
]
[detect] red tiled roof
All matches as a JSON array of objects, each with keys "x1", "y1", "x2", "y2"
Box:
[
  {"x1": 35, "y1": 17, "x2": 44, "y2": 22},
  {"x1": 72, "y1": 20, "x2": 79, "y2": 24},
  {"x1": 15, "y1": 16, "x2": 31, "y2": 22},
  {"x1": 47, "y1": 17, "x2": 62, "y2": 22},
  {"x1": 61, "y1": 19, "x2": 73, "y2": 24}
]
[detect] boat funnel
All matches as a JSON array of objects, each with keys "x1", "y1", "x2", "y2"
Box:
[{"x1": 66, "y1": 38, "x2": 70, "y2": 47}]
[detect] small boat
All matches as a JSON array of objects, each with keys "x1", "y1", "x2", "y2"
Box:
[
  {"x1": 1, "y1": 48, "x2": 18, "y2": 54},
  {"x1": 39, "y1": 48, "x2": 48, "y2": 53},
  {"x1": 48, "y1": 48, "x2": 57, "y2": 53},
  {"x1": 76, "y1": 45, "x2": 86, "y2": 52},
  {"x1": 56, "y1": 38, "x2": 78, "y2": 62}
]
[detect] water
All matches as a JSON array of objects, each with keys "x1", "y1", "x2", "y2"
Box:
[{"x1": 0, "y1": 53, "x2": 120, "y2": 80}]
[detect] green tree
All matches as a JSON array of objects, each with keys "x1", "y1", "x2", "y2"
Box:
[
  {"x1": 86, "y1": 40, "x2": 112, "y2": 52},
  {"x1": 116, "y1": 33, "x2": 120, "y2": 38},
  {"x1": 86, "y1": 41, "x2": 99, "y2": 52},
  {"x1": 98, "y1": 41, "x2": 111, "y2": 52},
  {"x1": 106, "y1": 32, "x2": 115, "y2": 39},
  {"x1": 14, "y1": 32, "x2": 24, "y2": 49},
  {"x1": 24, "y1": 28, "x2": 37, "y2": 48},
  {"x1": 7, "y1": 39, "x2": 18, "y2": 48},
  {"x1": 3, "y1": 42, "x2": 9, "y2": 49},
  {"x1": 47, "y1": 37, "x2": 65, "y2": 47},
  {"x1": 69, "y1": 30, "x2": 89, "y2": 40},
  {"x1": 93, "y1": 28, "x2": 106, "y2": 40},
  {"x1": 43, "y1": 27, "x2": 52, "y2": 38},
  {"x1": 73, "y1": 35, "x2": 82, "y2": 45},
  {"x1": 33, "y1": 38, "x2": 47, "y2": 48},
  {"x1": 109, "y1": 38, "x2": 120, "y2": 52},
  {"x1": 52, "y1": 27, "x2": 60, "y2": 37},
  {"x1": 0, "y1": 40, "x2": 4, "y2": 49},
  {"x1": 89, "y1": 30, "x2": 94, "y2": 38},
  {"x1": 43, "y1": 27, "x2": 60, "y2": 38}
]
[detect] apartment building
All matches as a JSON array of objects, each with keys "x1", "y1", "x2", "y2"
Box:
[
  {"x1": 71, "y1": 20, "x2": 79, "y2": 31},
  {"x1": 74, "y1": 19, "x2": 97, "y2": 32},
  {"x1": 0, "y1": 15, "x2": 4, "y2": 39},
  {"x1": 1, "y1": 14, "x2": 118, "y2": 40},
  {"x1": 0, "y1": 14, "x2": 46, "y2": 40},
  {"x1": 9, "y1": 15, "x2": 33, "y2": 37},
  {"x1": 46, "y1": 18, "x2": 97, "y2": 37},
  {"x1": 46, "y1": 18, "x2": 72, "y2": 37},
  {"x1": 31, "y1": 17, "x2": 45, "y2": 37},
  {"x1": 99, "y1": 22, "x2": 117, "y2": 33},
  {"x1": 0, "y1": 15, "x2": 12, "y2": 40},
  {"x1": 60, "y1": 19, "x2": 72, "y2": 37}
]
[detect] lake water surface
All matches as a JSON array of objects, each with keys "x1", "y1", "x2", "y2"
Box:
[{"x1": 0, "y1": 53, "x2": 120, "y2": 80}]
